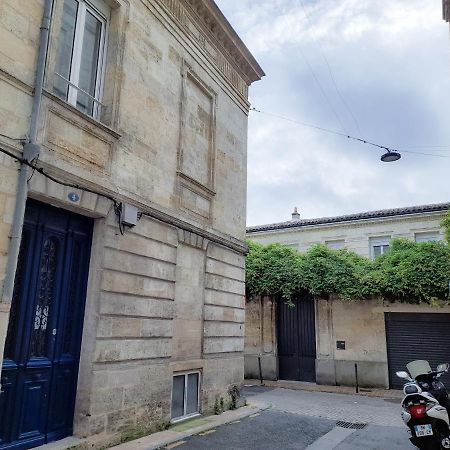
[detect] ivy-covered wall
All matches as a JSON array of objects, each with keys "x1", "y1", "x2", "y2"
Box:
[
  {"x1": 246, "y1": 239, "x2": 450, "y2": 305},
  {"x1": 245, "y1": 216, "x2": 450, "y2": 387}
]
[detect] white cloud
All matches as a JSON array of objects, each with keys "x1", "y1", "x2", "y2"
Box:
[{"x1": 215, "y1": 0, "x2": 450, "y2": 225}]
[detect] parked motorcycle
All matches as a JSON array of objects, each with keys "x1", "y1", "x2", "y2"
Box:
[{"x1": 397, "y1": 360, "x2": 450, "y2": 450}]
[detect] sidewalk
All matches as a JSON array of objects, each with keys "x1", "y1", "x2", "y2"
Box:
[
  {"x1": 39, "y1": 381, "x2": 403, "y2": 450},
  {"x1": 244, "y1": 379, "x2": 403, "y2": 399},
  {"x1": 111, "y1": 381, "x2": 402, "y2": 450},
  {"x1": 111, "y1": 405, "x2": 267, "y2": 450}
]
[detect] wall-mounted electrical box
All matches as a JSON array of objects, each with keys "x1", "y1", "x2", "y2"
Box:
[{"x1": 120, "y1": 203, "x2": 138, "y2": 227}]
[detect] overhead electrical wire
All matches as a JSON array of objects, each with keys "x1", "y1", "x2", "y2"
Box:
[
  {"x1": 249, "y1": 107, "x2": 450, "y2": 159},
  {"x1": 397, "y1": 145, "x2": 450, "y2": 150},
  {"x1": 0, "y1": 145, "x2": 119, "y2": 205},
  {"x1": 299, "y1": 0, "x2": 361, "y2": 135},
  {"x1": 0, "y1": 142, "x2": 247, "y2": 253},
  {"x1": 273, "y1": 2, "x2": 447, "y2": 156},
  {"x1": 298, "y1": 46, "x2": 348, "y2": 133}
]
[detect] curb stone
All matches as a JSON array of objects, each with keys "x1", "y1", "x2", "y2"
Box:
[{"x1": 244, "y1": 379, "x2": 403, "y2": 399}]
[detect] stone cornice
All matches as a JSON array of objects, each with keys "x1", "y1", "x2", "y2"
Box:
[
  {"x1": 157, "y1": 0, "x2": 264, "y2": 87},
  {"x1": 189, "y1": 0, "x2": 264, "y2": 83}
]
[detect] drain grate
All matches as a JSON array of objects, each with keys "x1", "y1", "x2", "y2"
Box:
[{"x1": 336, "y1": 420, "x2": 367, "y2": 430}]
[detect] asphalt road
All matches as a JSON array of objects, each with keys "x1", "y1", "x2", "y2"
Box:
[
  {"x1": 164, "y1": 386, "x2": 414, "y2": 450},
  {"x1": 173, "y1": 409, "x2": 412, "y2": 450}
]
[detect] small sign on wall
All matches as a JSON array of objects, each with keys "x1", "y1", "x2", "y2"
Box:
[
  {"x1": 68, "y1": 192, "x2": 80, "y2": 202},
  {"x1": 336, "y1": 340, "x2": 346, "y2": 350}
]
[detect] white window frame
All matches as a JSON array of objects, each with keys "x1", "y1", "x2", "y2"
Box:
[
  {"x1": 369, "y1": 236, "x2": 390, "y2": 259},
  {"x1": 170, "y1": 371, "x2": 201, "y2": 422},
  {"x1": 414, "y1": 231, "x2": 440, "y2": 243},
  {"x1": 55, "y1": 0, "x2": 108, "y2": 118}
]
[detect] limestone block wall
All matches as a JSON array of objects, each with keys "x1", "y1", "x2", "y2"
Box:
[
  {"x1": 72, "y1": 213, "x2": 248, "y2": 438},
  {"x1": 72, "y1": 212, "x2": 176, "y2": 437},
  {"x1": 202, "y1": 244, "x2": 246, "y2": 412},
  {"x1": 316, "y1": 298, "x2": 389, "y2": 388},
  {"x1": 0, "y1": 155, "x2": 19, "y2": 362},
  {"x1": 244, "y1": 296, "x2": 450, "y2": 389},
  {"x1": 244, "y1": 297, "x2": 277, "y2": 380},
  {"x1": 0, "y1": 0, "x2": 38, "y2": 362},
  {"x1": 316, "y1": 298, "x2": 450, "y2": 388}
]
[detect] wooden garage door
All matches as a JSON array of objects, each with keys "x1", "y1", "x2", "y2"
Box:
[{"x1": 385, "y1": 313, "x2": 450, "y2": 390}]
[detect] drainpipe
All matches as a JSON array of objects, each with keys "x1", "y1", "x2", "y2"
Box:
[{"x1": 1, "y1": 0, "x2": 53, "y2": 305}]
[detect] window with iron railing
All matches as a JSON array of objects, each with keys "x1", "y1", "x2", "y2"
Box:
[{"x1": 53, "y1": 0, "x2": 108, "y2": 118}]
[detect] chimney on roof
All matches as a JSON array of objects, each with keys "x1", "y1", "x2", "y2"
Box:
[{"x1": 291, "y1": 207, "x2": 300, "y2": 221}]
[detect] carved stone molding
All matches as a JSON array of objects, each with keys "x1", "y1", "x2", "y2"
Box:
[
  {"x1": 157, "y1": 0, "x2": 264, "y2": 98},
  {"x1": 176, "y1": 61, "x2": 216, "y2": 222},
  {"x1": 178, "y1": 229, "x2": 208, "y2": 249}
]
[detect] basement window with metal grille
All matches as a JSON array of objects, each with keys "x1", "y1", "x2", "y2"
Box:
[{"x1": 171, "y1": 371, "x2": 201, "y2": 421}]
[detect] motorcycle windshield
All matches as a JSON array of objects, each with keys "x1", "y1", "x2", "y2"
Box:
[{"x1": 406, "y1": 360, "x2": 432, "y2": 379}]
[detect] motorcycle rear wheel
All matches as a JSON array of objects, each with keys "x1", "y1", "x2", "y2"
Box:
[{"x1": 411, "y1": 436, "x2": 442, "y2": 450}]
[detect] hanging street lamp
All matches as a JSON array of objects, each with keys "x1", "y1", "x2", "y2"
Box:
[{"x1": 380, "y1": 149, "x2": 401, "y2": 162}]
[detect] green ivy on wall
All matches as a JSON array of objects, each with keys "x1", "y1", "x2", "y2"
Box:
[
  {"x1": 245, "y1": 239, "x2": 450, "y2": 305},
  {"x1": 442, "y1": 211, "x2": 450, "y2": 243}
]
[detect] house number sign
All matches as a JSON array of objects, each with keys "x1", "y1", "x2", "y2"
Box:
[{"x1": 68, "y1": 192, "x2": 80, "y2": 202}]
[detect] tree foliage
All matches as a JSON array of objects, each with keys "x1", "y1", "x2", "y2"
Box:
[
  {"x1": 442, "y1": 211, "x2": 450, "y2": 243},
  {"x1": 245, "y1": 239, "x2": 450, "y2": 305}
]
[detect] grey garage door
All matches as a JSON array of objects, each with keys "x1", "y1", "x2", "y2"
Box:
[{"x1": 385, "y1": 313, "x2": 450, "y2": 390}]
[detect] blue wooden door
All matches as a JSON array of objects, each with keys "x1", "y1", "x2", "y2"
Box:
[{"x1": 0, "y1": 200, "x2": 92, "y2": 449}]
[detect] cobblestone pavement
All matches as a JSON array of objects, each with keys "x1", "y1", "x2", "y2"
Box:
[{"x1": 244, "y1": 385, "x2": 404, "y2": 427}]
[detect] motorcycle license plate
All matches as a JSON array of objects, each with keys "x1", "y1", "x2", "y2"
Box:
[{"x1": 414, "y1": 424, "x2": 433, "y2": 437}]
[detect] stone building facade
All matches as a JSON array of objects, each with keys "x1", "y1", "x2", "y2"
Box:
[
  {"x1": 247, "y1": 203, "x2": 449, "y2": 258},
  {"x1": 0, "y1": 0, "x2": 263, "y2": 448}
]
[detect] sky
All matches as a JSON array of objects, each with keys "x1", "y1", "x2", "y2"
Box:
[{"x1": 214, "y1": 0, "x2": 450, "y2": 226}]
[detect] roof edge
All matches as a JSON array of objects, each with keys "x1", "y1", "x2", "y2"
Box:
[
  {"x1": 189, "y1": 0, "x2": 265, "y2": 83},
  {"x1": 247, "y1": 202, "x2": 450, "y2": 233}
]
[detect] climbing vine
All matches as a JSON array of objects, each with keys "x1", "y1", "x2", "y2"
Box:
[
  {"x1": 442, "y1": 211, "x2": 450, "y2": 243},
  {"x1": 245, "y1": 239, "x2": 450, "y2": 305}
]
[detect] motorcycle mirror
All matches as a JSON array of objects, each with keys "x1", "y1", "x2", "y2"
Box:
[
  {"x1": 437, "y1": 363, "x2": 449, "y2": 373},
  {"x1": 396, "y1": 371, "x2": 411, "y2": 380}
]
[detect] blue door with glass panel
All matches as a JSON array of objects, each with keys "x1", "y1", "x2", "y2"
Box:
[{"x1": 0, "y1": 200, "x2": 92, "y2": 449}]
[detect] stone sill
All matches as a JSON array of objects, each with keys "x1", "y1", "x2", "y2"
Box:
[{"x1": 43, "y1": 90, "x2": 122, "y2": 140}]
